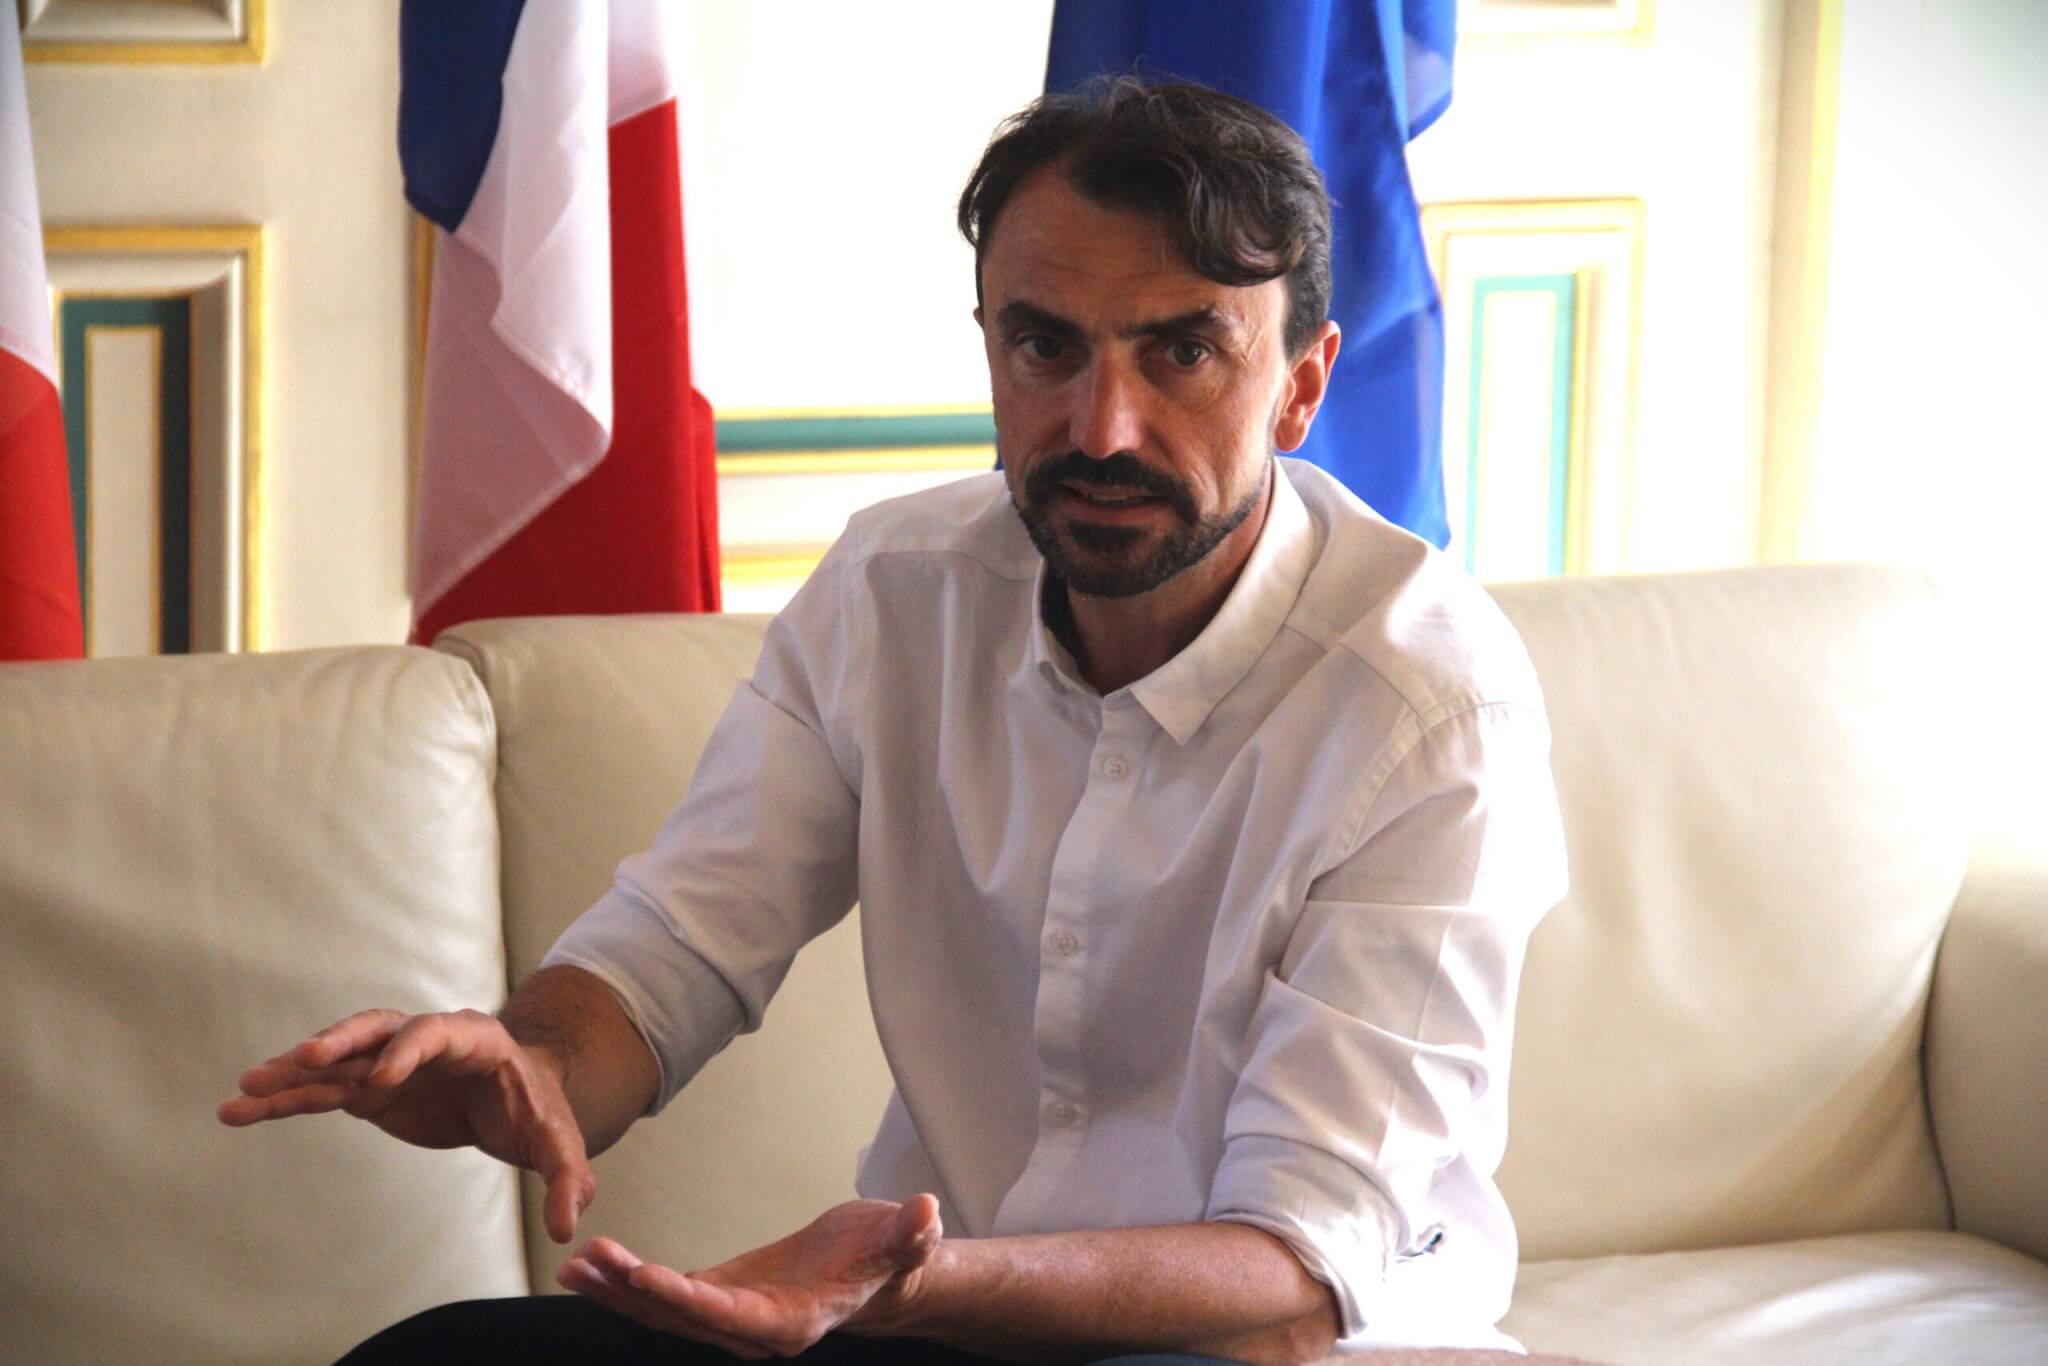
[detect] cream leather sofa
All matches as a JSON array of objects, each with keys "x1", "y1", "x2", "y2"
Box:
[{"x1": 3, "y1": 563, "x2": 2044, "y2": 1363}]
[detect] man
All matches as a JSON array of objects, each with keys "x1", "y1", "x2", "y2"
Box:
[{"x1": 223, "y1": 79, "x2": 1566, "y2": 1363}]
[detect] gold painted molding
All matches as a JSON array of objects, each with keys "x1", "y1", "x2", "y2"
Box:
[
  {"x1": 409, "y1": 213, "x2": 436, "y2": 535},
  {"x1": 44, "y1": 224, "x2": 265, "y2": 650},
  {"x1": 1564, "y1": 266, "x2": 1594, "y2": 575},
  {"x1": 716, "y1": 446, "x2": 993, "y2": 478},
  {"x1": 715, "y1": 402, "x2": 993, "y2": 420},
  {"x1": 1757, "y1": 0, "x2": 1843, "y2": 563},
  {"x1": 720, "y1": 547, "x2": 833, "y2": 585},
  {"x1": 21, "y1": 0, "x2": 266, "y2": 65},
  {"x1": 1419, "y1": 198, "x2": 1646, "y2": 287},
  {"x1": 1461, "y1": 0, "x2": 1654, "y2": 46},
  {"x1": 1421, "y1": 198, "x2": 1646, "y2": 577}
]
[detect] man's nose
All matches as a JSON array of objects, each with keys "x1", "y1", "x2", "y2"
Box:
[{"x1": 1068, "y1": 359, "x2": 1147, "y2": 460}]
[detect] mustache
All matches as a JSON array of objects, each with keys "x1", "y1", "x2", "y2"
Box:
[{"x1": 1022, "y1": 452, "x2": 1197, "y2": 520}]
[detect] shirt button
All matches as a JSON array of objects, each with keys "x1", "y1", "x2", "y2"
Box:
[
  {"x1": 1050, "y1": 930, "x2": 1080, "y2": 957},
  {"x1": 1049, "y1": 1102, "x2": 1081, "y2": 1127},
  {"x1": 1101, "y1": 754, "x2": 1129, "y2": 779}
]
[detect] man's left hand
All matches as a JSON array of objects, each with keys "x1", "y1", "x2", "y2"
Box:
[{"x1": 557, "y1": 1194, "x2": 942, "y2": 1358}]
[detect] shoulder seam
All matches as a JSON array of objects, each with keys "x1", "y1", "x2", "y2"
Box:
[{"x1": 1317, "y1": 697, "x2": 1544, "y2": 876}]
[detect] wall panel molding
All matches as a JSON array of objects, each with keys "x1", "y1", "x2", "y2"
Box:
[
  {"x1": 1757, "y1": 0, "x2": 1843, "y2": 562},
  {"x1": 19, "y1": 0, "x2": 265, "y2": 65},
  {"x1": 714, "y1": 408, "x2": 995, "y2": 612},
  {"x1": 44, "y1": 224, "x2": 264, "y2": 652},
  {"x1": 1422, "y1": 198, "x2": 1645, "y2": 579},
  {"x1": 1460, "y1": 0, "x2": 1653, "y2": 44}
]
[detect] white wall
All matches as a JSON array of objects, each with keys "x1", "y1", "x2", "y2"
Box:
[
  {"x1": 1808, "y1": 0, "x2": 2048, "y2": 831},
  {"x1": 674, "y1": 0, "x2": 1054, "y2": 411}
]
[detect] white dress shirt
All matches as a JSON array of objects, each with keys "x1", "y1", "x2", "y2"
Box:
[{"x1": 544, "y1": 458, "x2": 1568, "y2": 1351}]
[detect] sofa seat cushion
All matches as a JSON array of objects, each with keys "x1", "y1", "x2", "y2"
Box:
[{"x1": 1504, "y1": 1231, "x2": 2048, "y2": 1364}]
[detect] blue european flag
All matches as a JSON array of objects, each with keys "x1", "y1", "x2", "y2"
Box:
[{"x1": 1047, "y1": 0, "x2": 1455, "y2": 548}]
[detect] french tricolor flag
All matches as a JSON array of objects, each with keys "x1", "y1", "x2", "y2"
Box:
[
  {"x1": 401, "y1": 0, "x2": 719, "y2": 643},
  {"x1": 0, "y1": 18, "x2": 82, "y2": 661}
]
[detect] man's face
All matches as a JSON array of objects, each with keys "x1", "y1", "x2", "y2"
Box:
[{"x1": 977, "y1": 170, "x2": 1311, "y2": 601}]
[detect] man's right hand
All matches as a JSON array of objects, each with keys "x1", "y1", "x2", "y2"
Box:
[{"x1": 218, "y1": 1007, "x2": 597, "y2": 1243}]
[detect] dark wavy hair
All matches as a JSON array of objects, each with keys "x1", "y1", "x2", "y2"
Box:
[{"x1": 958, "y1": 75, "x2": 1333, "y2": 359}]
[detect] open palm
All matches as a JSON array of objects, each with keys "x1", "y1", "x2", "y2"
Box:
[{"x1": 558, "y1": 1195, "x2": 942, "y2": 1358}]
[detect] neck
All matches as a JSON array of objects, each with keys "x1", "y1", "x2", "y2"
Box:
[{"x1": 1057, "y1": 466, "x2": 1274, "y2": 695}]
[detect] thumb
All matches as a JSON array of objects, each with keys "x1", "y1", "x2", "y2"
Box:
[
  {"x1": 887, "y1": 1193, "x2": 943, "y2": 1270},
  {"x1": 540, "y1": 1151, "x2": 598, "y2": 1245}
]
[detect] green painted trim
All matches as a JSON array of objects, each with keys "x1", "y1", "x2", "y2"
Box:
[
  {"x1": 1546, "y1": 283, "x2": 1576, "y2": 576},
  {"x1": 715, "y1": 411, "x2": 997, "y2": 456},
  {"x1": 56, "y1": 296, "x2": 194, "y2": 653},
  {"x1": 1463, "y1": 293, "x2": 1486, "y2": 573},
  {"x1": 159, "y1": 303, "x2": 193, "y2": 653},
  {"x1": 1465, "y1": 274, "x2": 1577, "y2": 577}
]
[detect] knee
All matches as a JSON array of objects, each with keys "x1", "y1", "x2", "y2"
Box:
[{"x1": 337, "y1": 1298, "x2": 513, "y2": 1361}]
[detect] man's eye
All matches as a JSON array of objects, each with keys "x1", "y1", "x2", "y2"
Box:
[
  {"x1": 1167, "y1": 339, "x2": 1210, "y2": 368},
  {"x1": 1021, "y1": 335, "x2": 1064, "y2": 361}
]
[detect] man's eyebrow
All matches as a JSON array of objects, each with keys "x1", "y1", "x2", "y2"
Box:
[
  {"x1": 994, "y1": 301, "x2": 1082, "y2": 338},
  {"x1": 1121, "y1": 305, "x2": 1238, "y2": 342},
  {"x1": 995, "y1": 301, "x2": 1243, "y2": 343}
]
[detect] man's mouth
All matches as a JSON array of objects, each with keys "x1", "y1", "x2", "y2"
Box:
[
  {"x1": 1064, "y1": 491, "x2": 1163, "y2": 511},
  {"x1": 1020, "y1": 453, "x2": 1193, "y2": 527},
  {"x1": 1060, "y1": 482, "x2": 1160, "y2": 509}
]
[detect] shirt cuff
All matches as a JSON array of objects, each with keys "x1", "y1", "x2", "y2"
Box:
[
  {"x1": 1206, "y1": 1132, "x2": 1404, "y2": 1340},
  {"x1": 541, "y1": 886, "x2": 748, "y2": 1113}
]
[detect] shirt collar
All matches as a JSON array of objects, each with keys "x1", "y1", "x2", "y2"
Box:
[
  {"x1": 1028, "y1": 461, "x2": 1316, "y2": 744},
  {"x1": 1028, "y1": 562, "x2": 1087, "y2": 694}
]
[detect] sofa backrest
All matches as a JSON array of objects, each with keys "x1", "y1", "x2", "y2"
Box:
[
  {"x1": 436, "y1": 616, "x2": 895, "y2": 1289},
  {"x1": 0, "y1": 646, "x2": 527, "y2": 1365},
  {"x1": 1489, "y1": 564, "x2": 1965, "y2": 1259},
  {"x1": 448, "y1": 562, "x2": 1971, "y2": 1285}
]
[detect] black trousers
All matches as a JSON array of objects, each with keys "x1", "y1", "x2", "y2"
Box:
[{"x1": 340, "y1": 1294, "x2": 1245, "y2": 1365}]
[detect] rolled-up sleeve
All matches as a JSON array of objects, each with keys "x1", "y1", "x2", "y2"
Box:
[
  {"x1": 1207, "y1": 698, "x2": 1568, "y2": 1337},
  {"x1": 544, "y1": 560, "x2": 867, "y2": 1112}
]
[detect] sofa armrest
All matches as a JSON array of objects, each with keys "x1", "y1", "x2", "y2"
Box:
[{"x1": 1926, "y1": 825, "x2": 2048, "y2": 1263}]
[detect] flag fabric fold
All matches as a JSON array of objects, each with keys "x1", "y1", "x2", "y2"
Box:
[
  {"x1": 1047, "y1": 0, "x2": 1455, "y2": 548},
  {"x1": 0, "y1": 18, "x2": 83, "y2": 661},
  {"x1": 402, "y1": 0, "x2": 719, "y2": 644}
]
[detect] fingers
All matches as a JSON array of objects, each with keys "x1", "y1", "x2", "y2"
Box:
[
  {"x1": 498, "y1": 1049, "x2": 595, "y2": 1244},
  {"x1": 290, "y1": 1009, "x2": 411, "y2": 1069},
  {"x1": 364, "y1": 1009, "x2": 504, "y2": 1090},
  {"x1": 220, "y1": 1008, "x2": 499, "y2": 1131},
  {"x1": 539, "y1": 1144, "x2": 598, "y2": 1244},
  {"x1": 234, "y1": 1055, "x2": 377, "y2": 1099},
  {"x1": 578, "y1": 1235, "x2": 643, "y2": 1277},
  {"x1": 558, "y1": 1244, "x2": 764, "y2": 1358},
  {"x1": 217, "y1": 1081, "x2": 361, "y2": 1127},
  {"x1": 889, "y1": 1192, "x2": 943, "y2": 1270}
]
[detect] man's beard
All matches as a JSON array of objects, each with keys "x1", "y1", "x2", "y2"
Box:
[{"x1": 1010, "y1": 449, "x2": 1269, "y2": 599}]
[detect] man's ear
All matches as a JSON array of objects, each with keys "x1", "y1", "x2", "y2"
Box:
[
  {"x1": 1274, "y1": 321, "x2": 1341, "y2": 453},
  {"x1": 973, "y1": 305, "x2": 984, "y2": 328}
]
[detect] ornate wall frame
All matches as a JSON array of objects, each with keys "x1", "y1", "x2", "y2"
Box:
[
  {"x1": 18, "y1": 0, "x2": 266, "y2": 65},
  {"x1": 45, "y1": 225, "x2": 264, "y2": 653},
  {"x1": 1422, "y1": 198, "x2": 1646, "y2": 579}
]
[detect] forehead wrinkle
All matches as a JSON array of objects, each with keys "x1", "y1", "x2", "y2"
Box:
[
  {"x1": 993, "y1": 270, "x2": 1263, "y2": 346},
  {"x1": 981, "y1": 172, "x2": 1280, "y2": 353}
]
